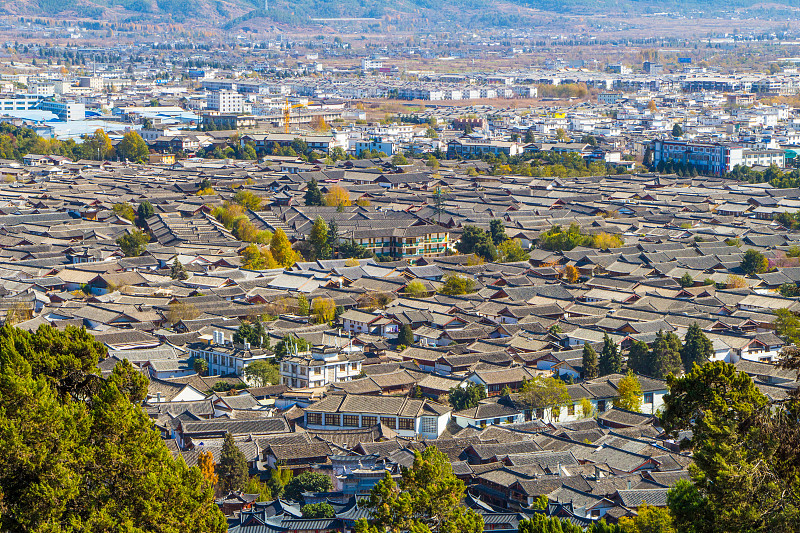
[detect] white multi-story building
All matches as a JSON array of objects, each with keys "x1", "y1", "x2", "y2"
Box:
[
  {"x1": 0, "y1": 95, "x2": 84, "y2": 121},
  {"x1": 78, "y1": 76, "x2": 103, "y2": 90},
  {"x1": 280, "y1": 344, "x2": 365, "y2": 389},
  {"x1": 361, "y1": 58, "x2": 383, "y2": 70},
  {"x1": 27, "y1": 81, "x2": 55, "y2": 96},
  {"x1": 207, "y1": 90, "x2": 244, "y2": 114},
  {"x1": 741, "y1": 149, "x2": 786, "y2": 168},
  {"x1": 188, "y1": 331, "x2": 273, "y2": 377}
]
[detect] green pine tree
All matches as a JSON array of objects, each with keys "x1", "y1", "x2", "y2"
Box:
[
  {"x1": 582, "y1": 342, "x2": 598, "y2": 379},
  {"x1": 627, "y1": 339, "x2": 651, "y2": 376},
  {"x1": 217, "y1": 433, "x2": 248, "y2": 494},
  {"x1": 398, "y1": 324, "x2": 413, "y2": 346},
  {"x1": 305, "y1": 178, "x2": 322, "y2": 206},
  {"x1": 651, "y1": 330, "x2": 683, "y2": 379},
  {"x1": 681, "y1": 323, "x2": 713, "y2": 371},
  {"x1": 599, "y1": 333, "x2": 622, "y2": 376}
]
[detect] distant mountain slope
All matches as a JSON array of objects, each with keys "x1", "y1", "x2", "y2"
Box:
[{"x1": 3, "y1": 0, "x2": 799, "y2": 27}]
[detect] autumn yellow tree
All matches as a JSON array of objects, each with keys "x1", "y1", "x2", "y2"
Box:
[
  {"x1": 167, "y1": 301, "x2": 201, "y2": 324},
  {"x1": 590, "y1": 232, "x2": 624, "y2": 249},
  {"x1": 563, "y1": 265, "x2": 580, "y2": 283},
  {"x1": 311, "y1": 297, "x2": 336, "y2": 324},
  {"x1": 270, "y1": 228, "x2": 298, "y2": 267},
  {"x1": 726, "y1": 274, "x2": 748, "y2": 289},
  {"x1": 324, "y1": 185, "x2": 351, "y2": 207},
  {"x1": 198, "y1": 450, "x2": 218, "y2": 490},
  {"x1": 311, "y1": 115, "x2": 330, "y2": 132},
  {"x1": 241, "y1": 244, "x2": 279, "y2": 270},
  {"x1": 5, "y1": 301, "x2": 32, "y2": 325}
]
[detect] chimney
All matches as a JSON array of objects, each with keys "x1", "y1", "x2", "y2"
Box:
[
  {"x1": 156, "y1": 391, "x2": 162, "y2": 402},
  {"x1": 244, "y1": 341, "x2": 250, "y2": 350},
  {"x1": 627, "y1": 479, "x2": 631, "y2": 490}
]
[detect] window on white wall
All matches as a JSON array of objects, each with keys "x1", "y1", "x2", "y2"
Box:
[{"x1": 420, "y1": 417, "x2": 436, "y2": 434}]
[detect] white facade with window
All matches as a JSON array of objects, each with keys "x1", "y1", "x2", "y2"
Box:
[
  {"x1": 188, "y1": 333, "x2": 272, "y2": 377},
  {"x1": 280, "y1": 345, "x2": 364, "y2": 389},
  {"x1": 207, "y1": 90, "x2": 244, "y2": 114},
  {"x1": 304, "y1": 394, "x2": 451, "y2": 439}
]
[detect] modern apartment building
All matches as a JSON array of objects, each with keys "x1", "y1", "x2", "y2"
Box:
[
  {"x1": 446, "y1": 138, "x2": 524, "y2": 158},
  {"x1": 653, "y1": 139, "x2": 786, "y2": 176},
  {"x1": 279, "y1": 344, "x2": 365, "y2": 389},
  {"x1": 207, "y1": 90, "x2": 244, "y2": 114}
]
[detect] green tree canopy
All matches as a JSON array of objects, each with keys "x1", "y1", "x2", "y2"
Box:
[
  {"x1": 599, "y1": 333, "x2": 622, "y2": 376},
  {"x1": 520, "y1": 376, "x2": 572, "y2": 422},
  {"x1": 583, "y1": 342, "x2": 599, "y2": 379},
  {"x1": 519, "y1": 515, "x2": 584, "y2": 533},
  {"x1": 107, "y1": 357, "x2": 149, "y2": 403},
  {"x1": 661, "y1": 360, "x2": 800, "y2": 532},
  {"x1": 456, "y1": 225, "x2": 497, "y2": 261},
  {"x1": 440, "y1": 274, "x2": 476, "y2": 296},
  {"x1": 283, "y1": 471, "x2": 333, "y2": 502},
  {"x1": 217, "y1": 433, "x2": 248, "y2": 494},
  {"x1": 297, "y1": 294, "x2": 310, "y2": 316},
  {"x1": 355, "y1": 446, "x2": 484, "y2": 533},
  {"x1": 233, "y1": 190, "x2": 263, "y2": 210},
  {"x1": 305, "y1": 177, "x2": 323, "y2": 206},
  {"x1": 489, "y1": 219, "x2": 507, "y2": 245},
  {"x1": 116, "y1": 228, "x2": 150, "y2": 257},
  {"x1": 117, "y1": 130, "x2": 149, "y2": 162},
  {"x1": 651, "y1": 330, "x2": 683, "y2": 379},
  {"x1": 243, "y1": 476, "x2": 272, "y2": 501},
  {"x1": 741, "y1": 249, "x2": 769, "y2": 275},
  {"x1": 775, "y1": 308, "x2": 800, "y2": 345},
  {"x1": 618, "y1": 503, "x2": 675, "y2": 533},
  {"x1": 448, "y1": 382, "x2": 486, "y2": 412},
  {"x1": 498, "y1": 238, "x2": 530, "y2": 263},
  {"x1": 626, "y1": 339, "x2": 651, "y2": 376},
  {"x1": 339, "y1": 239, "x2": 372, "y2": 260},
  {"x1": 302, "y1": 502, "x2": 336, "y2": 518},
  {"x1": 398, "y1": 323, "x2": 414, "y2": 347},
  {"x1": 391, "y1": 153, "x2": 408, "y2": 166},
  {"x1": 136, "y1": 200, "x2": 154, "y2": 227},
  {"x1": 539, "y1": 223, "x2": 585, "y2": 251},
  {"x1": 0, "y1": 324, "x2": 225, "y2": 532},
  {"x1": 681, "y1": 323, "x2": 713, "y2": 371},
  {"x1": 170, "y1": 257, "x2": 189, "y2": 280},
  {"x1": 404, "y1": 280, "x2": 427, "y2": 298},
  {"x1": 242, "y1": 360, "x2": 280, "y2": 387},
  {"x1": 234, "y1": 320, "x2": 267, "y2": 348},
  {"x1": 309, "y1": 216, "x2": 331, "y2": 260}
]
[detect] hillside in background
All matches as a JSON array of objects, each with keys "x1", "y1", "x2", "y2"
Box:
[{"x1": 3, "y1": 0, "x2": 800, "y2": 28}]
